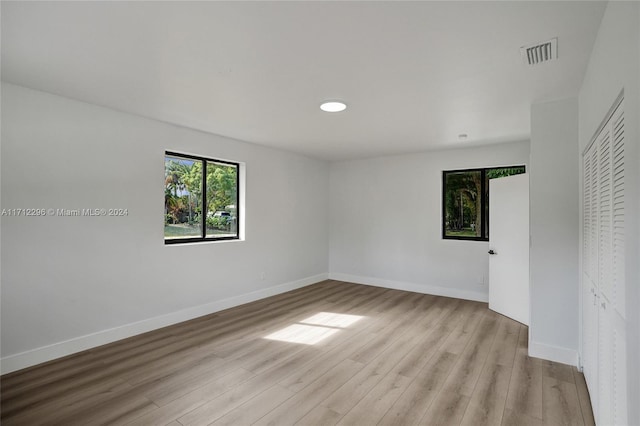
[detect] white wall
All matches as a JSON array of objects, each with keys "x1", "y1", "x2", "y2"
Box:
[
  {"x1": 0, "y1": 83, "x2": 330, "y2": 373},
  {"x1": 529, "y1": 98, "x2": 579, "y2": 365},
  {"x1": 328, "y1": 141, "x2": 530, "y2": 302},
  {"x1": 578, "y1": 2, "x2": 640, "y2": 424}
]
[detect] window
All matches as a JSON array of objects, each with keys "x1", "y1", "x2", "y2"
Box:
[
  {"x1": 164, "y1": 151, "x2": 240, "y2": 244},
  {"x1": 442, "y1": 165, "x2": 525, "y2": 241}
]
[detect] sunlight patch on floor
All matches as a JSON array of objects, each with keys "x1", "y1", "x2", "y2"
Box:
[
  {"x1": 264, "y1": 312, "x2": 366, "y2": 345},
  {"x1": 264, "y1": 324, "x2": 340, "y2": 345},
  {"x1": 299, "y1": 312, "x2": 363, "y2": 328}
]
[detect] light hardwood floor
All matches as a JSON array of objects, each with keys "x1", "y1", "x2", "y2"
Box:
[{"x1": 0, "y1": 280, "x2": 595, "y2": 426}]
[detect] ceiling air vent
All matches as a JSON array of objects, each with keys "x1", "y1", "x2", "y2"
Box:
[{"x1": 520, "y1": 38, "x2": 558, "y2": 65}]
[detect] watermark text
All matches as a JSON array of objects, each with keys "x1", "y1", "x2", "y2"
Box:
[{"x1": 1, "y1": 208, "x2": 129, "y2": 217}]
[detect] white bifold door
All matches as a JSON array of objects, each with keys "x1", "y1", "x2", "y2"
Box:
[
  {"x1": 488, "y1": 173, "x2": 529, "y2": 326},
  {"x1": 582, "y1": 98, "x2": 627, "y2": 426}
]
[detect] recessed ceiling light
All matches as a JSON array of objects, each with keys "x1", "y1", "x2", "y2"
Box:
[
  {"x1": 320, "y1": 101, "x2": 347, "y2": 112},
  {"x1": 458, "y1": 133, "x2": 468, "y2": 140}
]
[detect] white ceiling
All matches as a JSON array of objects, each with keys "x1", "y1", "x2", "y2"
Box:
[{"x1": 1, "y1": 1, "x2": 606, "y2": 160}]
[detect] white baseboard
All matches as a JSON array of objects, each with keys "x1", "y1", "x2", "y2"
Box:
[
  {"x1": 1, "y1": 273, "x2": 328, "y2": 375},
  {"x1": 328, "y1": 273, "x2": 488, "y2": 303},
  {"x1": 528, "y1": 340, "x2": 578, "y2": 366}
]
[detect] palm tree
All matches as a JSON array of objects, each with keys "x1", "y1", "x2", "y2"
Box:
[{"x1": 165, "y1": 159, "x2": 189, "y2": 222}]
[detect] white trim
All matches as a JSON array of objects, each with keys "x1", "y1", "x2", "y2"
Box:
[
  {"x1": 0, "y1": 273, "x2": 328, "y2": 375},
  {"x1": 328, "y1": 273, "x2": 488, "y2": 303},
  {"x1": 528, "y1": 340, "x2": 579, "y2": 366}
]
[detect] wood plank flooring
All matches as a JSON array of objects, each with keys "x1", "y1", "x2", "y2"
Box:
[{"x1": 0, "y1": 280, "x2": 594, "y2": 426}]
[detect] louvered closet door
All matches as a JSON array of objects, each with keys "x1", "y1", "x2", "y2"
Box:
[
  {"x1": 582, "y1": 143, "x2": 599, "y2": 413},
  {"x1": 590, "y1": 143, "x2": 599, "y2": 280},
  {"x1": 597, "y1": 120, "x2": 614, "y2": 426},
  {"x1": 609, "y1": 105, "x2": 627, "y2": 426},
  {"x1": 611, "y1": 109, "x2": 625, "y2": 321},
  {"x1": 582, "y1": 99, "x2": 626, "y2": 426}
]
